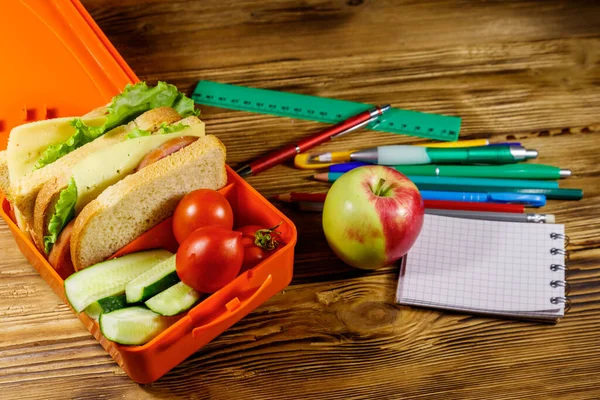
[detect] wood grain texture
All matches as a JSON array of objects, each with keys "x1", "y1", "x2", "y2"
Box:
[{"x1": 1, "y1": 0, "x2": 599, "y2": 398}]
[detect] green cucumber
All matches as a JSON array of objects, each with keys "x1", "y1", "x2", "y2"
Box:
[
  {"x1": 84, "y1": 294, "x2": 128, "y2": 320},
  {"x1": 65, "y1": 250, "x2": 172, "y2": 313},
  {"x1": 99, "y1": 306, "x2": 174, "y2": 345},
  {"x1": 84, "y1": 302, "x2": 103, "y2": 320},
  {"x1": 125, "y1": 255, "x2": 180, "y2": 303},
  {"x1": 145, "y1": 281, "x2": 202, "y2": 316}
]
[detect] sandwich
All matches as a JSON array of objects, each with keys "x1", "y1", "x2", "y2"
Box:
[
  {"x1": 1, "y1": 81, "x2": 198, "y2": 235},
  {"x1": 1, "y1": 81, "x2": 228, "y2": 274}
]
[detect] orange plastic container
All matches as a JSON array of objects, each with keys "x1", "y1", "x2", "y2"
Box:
[{"x1": 0, "y1": 0, "x2": 297, "y2": 383}]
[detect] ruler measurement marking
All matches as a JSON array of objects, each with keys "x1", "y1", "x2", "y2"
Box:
[{"x1": 193, "y1": 82, "x2": 460, "y2": 141}]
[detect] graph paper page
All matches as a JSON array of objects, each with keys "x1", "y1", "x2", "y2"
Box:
[{"x1": 396, "y1": 214, "x2": 565, "y2": 315}]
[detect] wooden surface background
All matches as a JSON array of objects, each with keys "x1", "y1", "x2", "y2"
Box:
[{"x1": 1, "y1": 0, "x2": 600, "y2": 398}]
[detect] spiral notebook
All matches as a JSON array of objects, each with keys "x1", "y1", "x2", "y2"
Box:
[{"x1": 396, "y1": 214, "x2": 569, "y2": 321}]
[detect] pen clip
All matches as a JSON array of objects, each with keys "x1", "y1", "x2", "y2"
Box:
[{"x1": 331, "y1": 115, "x2": 380, "y2": 139}]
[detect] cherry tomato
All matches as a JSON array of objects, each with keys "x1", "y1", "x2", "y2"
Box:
[
  {"x1": 241, "y1": 246, "x2": 269, "y2": 271},
  {"x1": 173, "y1": 189, "x2": 234, "y2": 244},
  {"x1": 176, "y1": 226, "x2": 244, "y2": 293},
  {"x1": 237, "y1": 223, "x2": 283, "y2": 271}
]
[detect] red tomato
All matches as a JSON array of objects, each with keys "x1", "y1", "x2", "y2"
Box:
[
  {"x1": 173, "y1": 189, "x2": 234, "y2": 244},
  {"x1": 176, "y1": 226, "x2": 244, "y2": 293},
  {"x1": 237, "y1": 223, "x2": 283, "y2": 271},
  {"x1": 241, "y1": 246, "x2": 269, "y2": 271},
  {"x1": 238, "y1": 225, "x2": 264, "y2": 247}
]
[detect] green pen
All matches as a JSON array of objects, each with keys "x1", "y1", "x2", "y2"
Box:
[
  {"x1": 393, "y1": 164, "x2": 571, "y2": 180},
  {"x1": 350, "y1": 145, "x2": 538, "y2": 165},
  {"x1": 314, "y1": 172, "x2": 558, "y2": 189}
]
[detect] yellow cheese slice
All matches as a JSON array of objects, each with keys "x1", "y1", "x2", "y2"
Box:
[
  {"x1": 6, "y1": 115, "x2": 106, "y2": 185},
  {"x1": 72, "y1": 122, "x2": 205, "y2": 213}
]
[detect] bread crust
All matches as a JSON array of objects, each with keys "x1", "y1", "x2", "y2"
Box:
[
  {"x1": 29, "y1": 107, "x2": 184, "y2": 253},
  {"x1": 70, "y1": 134, "x2": 227, "y2": 270},
  {"x1": 31, "y1": 173, "x2": 70, "y2": 252},
  {"x1": 133, "y1": 106, "x2": 182, "y2": 131},
  {"x1": 0, "y1": 151, "x2": 10, "y2": 200}
]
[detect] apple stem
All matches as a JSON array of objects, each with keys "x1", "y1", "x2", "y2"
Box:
[{"x1": 374, "y1": 178, "x2": 387, "y2": 196}]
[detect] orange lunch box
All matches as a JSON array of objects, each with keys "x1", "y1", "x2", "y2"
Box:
[{"x1": 0, "y1": 0, "x2": 297, "y2": 384}]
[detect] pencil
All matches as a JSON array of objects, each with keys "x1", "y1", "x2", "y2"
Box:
[
  {"x1": 273, "y1": 192, "x2": 526, "y2": 213},
  {"x1": 293, "y1": 202, "x2": 548, "y2": 222},
  {"x1": 413, "y1": 139, "x2": 489, "y2": 148},
  {"x1": 272, "y1": 192, "x2": 328, "y2": 203},
  {"x1": 425, "y1": 209, "x2": 555, "y2": 223}
]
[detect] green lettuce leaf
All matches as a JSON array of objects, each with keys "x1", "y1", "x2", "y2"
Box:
[
  {"x1": 126, "y1": 127, "x2": 152, "y2": 139},
  {"x1": 125, "y1": 122, "x2": 188, "y2": 140},
  {"x1": 43, "y1": 178, "x2": 78, "y2": 254},
  {"x1": 35, "y1": 120, "x2": 103, "y2": 169},
  {"x1": 159, "y1": 122, "x2": 187, "y2": 134},
  {"x1": 103, "y1": 81, "x2": 199, "y2": 132},
  {"x1": 35, "y1": 81, "x2": 198, "y2": 169}
]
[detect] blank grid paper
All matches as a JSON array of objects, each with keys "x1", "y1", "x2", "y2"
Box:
[{"x1": 396, "y1": 214, "x2": 566, "y2": 320}]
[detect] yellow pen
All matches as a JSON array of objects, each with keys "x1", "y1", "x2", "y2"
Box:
[{"x1": 294, "y1": 139, "x2": 490, "y2": 169}]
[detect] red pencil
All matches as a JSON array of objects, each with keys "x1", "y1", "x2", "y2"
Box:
[
  {"x1": 272, "y1": 192, "x2": 525, "y2": 213},
  {"x1": 273, "y1": 192, "x2": 328, "y2": 203},
  {"x1": 423, "y1": 200, "x2": 524, "y2": 213}
]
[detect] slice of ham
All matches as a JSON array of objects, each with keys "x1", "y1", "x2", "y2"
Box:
[
  {"x1": 47, "y1": 136, "x2": 198, "y2": 277},
  {"x1": 48, "y1": 220, "x2": 75, "y2": 279},
  {"x1": 135, "y1": 136, "x2": 199, "y2": 171}
]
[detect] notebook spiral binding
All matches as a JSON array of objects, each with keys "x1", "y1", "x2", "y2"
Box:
[{"x1": 550, "y1": 232, "x2": 571, "y2": 313}]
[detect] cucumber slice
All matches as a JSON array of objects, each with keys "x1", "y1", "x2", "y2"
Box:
[
  {"x1": 65, "y1": 250, "x2": 172, "y2": 313},
  {"x1": 125, "y1": 255, "x2": 180, "y2": 303},
  {"x1": 84, "y1": 294, "x2": 128, "y2": 320},
  {"x1": 145, "y1": 281, "x2": 202, "y2": 316},
  {"x1": 99, "y1": 306, "x2": 174, "y2": 345},
  {"x1": 84, "y1": 301, "x2": 102, "y2": 320}
]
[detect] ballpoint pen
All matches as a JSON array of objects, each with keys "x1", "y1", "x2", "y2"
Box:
[
  {"x1": 313, "y1": 172, "x2": 558, "y2": 189},
  {"x1": 418, "y1": 190, "x2": 547, "y2": 207},
  {"x1": 415, "y1": 184, "x2": 582, "y2": 201},
  {"x1": 349, "y1": 145, "x2": 538, "y2": 165},
  {"x1": 236, "y1": 105, "x2": 391, "y2": 177},
  {"x1": 328, "y1": 163, "x2": 572, "y2": 180},
  {"x1": 306, "y1": 139, "x2": 496, "y2": 163}
]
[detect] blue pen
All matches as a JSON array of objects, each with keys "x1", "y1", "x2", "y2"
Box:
[
  {"x1": 419, "y1": 190, "x2": 546, "y2": 207},
  {"x1": 487, "y1": 142, "x2": 522, "y2": 146},
  {"x1": 329, "y1": 161, "x2": 370, "y2": 172}
]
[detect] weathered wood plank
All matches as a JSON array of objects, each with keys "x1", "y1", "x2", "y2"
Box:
[{"x1": 0, "y1": 0, "x2": 598, "y2": 398}]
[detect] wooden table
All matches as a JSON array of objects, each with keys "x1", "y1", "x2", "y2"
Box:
[{"x1": 1, "y1": 1, "x2": 599, "y2": 398}]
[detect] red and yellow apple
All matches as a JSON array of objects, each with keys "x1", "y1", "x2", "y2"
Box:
[{"x1": 322, "y1": 165, "x2": 424, "y2": 270}]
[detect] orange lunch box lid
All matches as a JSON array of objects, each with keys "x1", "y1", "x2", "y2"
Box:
[{"x1": 0, "y1": 0, "x2": 138, "y2": 150}]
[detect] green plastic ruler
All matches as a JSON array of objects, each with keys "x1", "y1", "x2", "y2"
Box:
[{"x1": 192, "y1": 80, "x2": 461, "y2": 141}]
